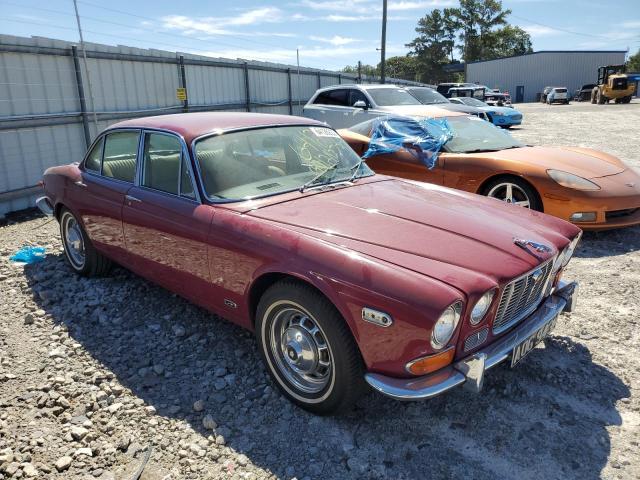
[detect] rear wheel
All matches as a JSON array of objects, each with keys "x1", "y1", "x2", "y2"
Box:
[
  {"x1": 482, "y1": 177, "x2": 542, "y2": 211},
  {"x1": 621, "y1": 96, "x2": 632, "y2": 104},
  {"x1": 597, "y1": 90, "x2": 606, "y2": 104},
  {"x1": 256, "y1": 280, "x2": 365, "y2": 414},
  {"x1": 59, "y1": 208, "x2": 111, "y2": 276}
]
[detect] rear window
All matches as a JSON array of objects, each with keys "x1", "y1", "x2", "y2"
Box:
[
  {"x1": 366, "y1": 88, "x2": 421, "y2": 106},
  {"x1": 555, "y1": 88, "x2": 567, "y2": 93}
]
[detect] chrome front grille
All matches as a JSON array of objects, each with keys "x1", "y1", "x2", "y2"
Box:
[{"x1": 492, "y1": 260, "x2": 554, "y2": 334}]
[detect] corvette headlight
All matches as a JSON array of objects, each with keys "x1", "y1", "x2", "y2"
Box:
[
  {"x1": 547, "y1": 170, "x2": 600, "y2": 191},
  {"x1": 470, "y1": 290, "x2": 495, "y2": 325},
  {"x1": 431, "y1": 301, "x2": 462, "y2": 350}
]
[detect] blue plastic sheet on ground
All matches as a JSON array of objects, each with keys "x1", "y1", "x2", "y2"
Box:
[
  {"x1": 10, "y1": 246, "x2": 46, "y2": 264},
  {"x1": 362, "y1": 116, "x2": 453, "y2": 170}
]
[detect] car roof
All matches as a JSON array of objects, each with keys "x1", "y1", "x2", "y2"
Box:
[{"x1": 109, "y1": 112, "x2": 324, "y2": 144}]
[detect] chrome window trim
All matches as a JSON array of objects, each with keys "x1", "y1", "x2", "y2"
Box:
[
  {"x1": 138, "y1": 129, "x2": 201, "y2": 204},
  {"x1": 80, "y1": 128, "x2": 142, "y2": 185},
  {"x1": 83, "y1": 136, "x2": 104, "y2": 174},
  {"x1": 190, "y1": 123, "x2": 360, "y2": 205}
]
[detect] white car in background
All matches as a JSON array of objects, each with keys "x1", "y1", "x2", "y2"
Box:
[
  {"x1": 546, "y1": 87, "x2": 570, "y2": 105},
  {"x1": 303, "y1": 84, "x2": 452, "y2": 129}
]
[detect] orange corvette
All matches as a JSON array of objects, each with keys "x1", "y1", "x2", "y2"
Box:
[{"x1": 338, "y1": 113, "x2": 640, "y2": 230}]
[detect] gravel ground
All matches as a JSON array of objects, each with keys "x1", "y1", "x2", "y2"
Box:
[{"x1": 1, "y1": 101, "x2": 639, "y2": 480}]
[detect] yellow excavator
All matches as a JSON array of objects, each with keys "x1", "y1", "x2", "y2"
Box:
[{"x1": 591, "y1": 65, "x2": 635, "y2": 104}]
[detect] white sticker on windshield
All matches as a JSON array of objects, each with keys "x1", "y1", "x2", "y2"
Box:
[{"x1": 310, "y1": 127, "x2": 339, "y2": 138}]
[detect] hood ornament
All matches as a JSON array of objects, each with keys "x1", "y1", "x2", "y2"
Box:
[{"x1": 513, "y1": 238, "x2": 552, "y2": 260}]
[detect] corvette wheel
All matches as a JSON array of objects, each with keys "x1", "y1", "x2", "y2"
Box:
[
  {"x1": 59, "y1": 208, "x2": 111, "y2": 276},
  {"x1": 256, "y1": 281, "x2": 365, "y2": 414},
  {"x1": 484, "y1": 178, "x2": 542, "y2": 211}
]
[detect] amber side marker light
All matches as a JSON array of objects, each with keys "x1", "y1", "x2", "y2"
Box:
[{"x1": 406, "y1": 348, "x2": 456, "y2": 376}]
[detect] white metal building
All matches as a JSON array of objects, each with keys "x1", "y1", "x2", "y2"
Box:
[{"x1": 466, "y1": 50, "x2": 627, "y2": 103}]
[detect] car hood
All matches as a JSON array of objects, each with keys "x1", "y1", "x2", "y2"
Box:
[
  {"x1": 481, "y1": 106, "x2": 519, "y2": 115},
  {"x1": 438, "y1": 103, "x2": 484, "y2": 115},
  {"x1": 246, "y1": 178, "x2": 577, "y2": 293},
  {"x1": 476, "y1": 146, "x2": 626, "y2": 179},
  {"x1": 375, "y1": 105, "x2": 464, "y2": 118}
]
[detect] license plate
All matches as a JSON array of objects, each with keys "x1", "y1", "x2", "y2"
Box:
[{"x1": 511, "y1": 315, "x2": 558, "y2": 367}]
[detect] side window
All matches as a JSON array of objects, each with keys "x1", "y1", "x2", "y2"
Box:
[
  {"x1": 102, "y1": 131, "x2": 140, "y2": 183},
  {"x1": 349, "y1": 89, "x2": 368, "y2": 107},
  {"x1": 327, "y1": 89, "x2": 348, "y2": 106},
  {"x1": 180, "y1": 157, "x2": 196, "y2": 199},
  {"x1": 84, "y1": 137, "x2": 103, "y2": 172},
  {"x1": 142, "y1": 133, "x2": 182, "y2": 195},
  {"x1": 313, "y1": 89, "x2": 348, "y2": 106}
]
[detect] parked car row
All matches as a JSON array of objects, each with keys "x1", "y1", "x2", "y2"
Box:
[{"x1": 34, "y1": 80, "x2": 640, "y2": 415}]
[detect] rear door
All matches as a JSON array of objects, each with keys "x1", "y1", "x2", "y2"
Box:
[
  {"x1": 303, "y1": 89, "x2": 353, "y2": 128},
  {"x1": 121, "y1": 130, "x2": 215, "y2": 305},
  {"x1": 68, "y1": 129, "x2": 141, "y2": 262}
]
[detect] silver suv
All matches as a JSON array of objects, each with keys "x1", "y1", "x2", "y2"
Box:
[{"x1": 303, "y1": 84, "x2": 448, "y2": 129}]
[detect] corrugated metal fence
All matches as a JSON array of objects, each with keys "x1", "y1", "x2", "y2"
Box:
[{"x1": 0, "y1": 34, "x2": 421, "y2": 216}]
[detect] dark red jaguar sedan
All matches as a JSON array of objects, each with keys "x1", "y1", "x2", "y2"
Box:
[{"x1": 37, "y1": 112, "x2": 581, "y2": 414}]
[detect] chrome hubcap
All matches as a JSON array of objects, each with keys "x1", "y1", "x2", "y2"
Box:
[
  {"x1": 270, "y1": 307, "x2": 332, "y2": 394},
  {"x1": 62, "y1": 213, "x2": 85, "y2": 268},
  {"x1": 487, "y1": 182, "x2": 531, "y2": 208}
]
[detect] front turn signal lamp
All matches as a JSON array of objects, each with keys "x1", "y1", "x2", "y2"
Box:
[{"x1": 406, "y1": 348, "x2": 455, "y2": 376}]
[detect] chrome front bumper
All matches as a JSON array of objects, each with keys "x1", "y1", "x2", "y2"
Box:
[
  {"x1": 35, "y1": 196, "x2": 54, "y2": 216},
  {"x1": 365, "y1": 280, "x2": 578, "y2": 401}
]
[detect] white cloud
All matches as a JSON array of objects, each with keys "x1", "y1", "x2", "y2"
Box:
[
  {"x1": 521, "y1": 25, "x2": 556, "y2": 36},
  {"x1": 309, "y1": 35, "x2": 361, "y2": 46},
  {"x1": 298, "y1": 0, "x2": 373, "y2": 14},
  {"x1": 389, "y1": 0, "x2": 455, "y2": 10},
  {"x1": 161, "y1": 7, "x2": 284, "y2": 36},
  {"x1": 621, "y1": 20, "x2": 640, "y2": 29}
]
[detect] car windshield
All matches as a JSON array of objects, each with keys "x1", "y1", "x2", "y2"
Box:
[
  {"x1": 194, "y1": 125, "x2": 373, "y2": 201},
  {"x1": 407, "y1": 88, "x2": 449, "y2": 104},
  {"x1": 456, "y1": 97, "x2": 488, "y2": 107},
  {"x1": 366, "y1": 88, "x2": 422, "y2": 106},
  {"x1": 444, "y1": 116, "x2": 524, "y2": 153}
]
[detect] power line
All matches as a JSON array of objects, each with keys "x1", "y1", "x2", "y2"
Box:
[{"x1": 510, "y1": 14, "x2": 615, "y2": 40}]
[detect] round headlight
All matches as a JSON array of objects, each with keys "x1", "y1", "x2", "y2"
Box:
[
  {"x1": 561, "y1": 232, "x2": 582, "y2": 267},
  {"x1": 431, "y1": 301, "x2": 462, "y2": 350},
  {"x1": 470, "y1": 290, "x2": 495, "y2": 325}
]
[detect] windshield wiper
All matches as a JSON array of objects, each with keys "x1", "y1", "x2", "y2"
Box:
[
  {"x1": 462, "y1": 148, "x2": 500, "y2": 153},
  {"x1": 299, "y1": 163, "x2": 340, "y2": 193},
  {"x1": 347, "y1": 159, "x2": 366, "y2": 182}
]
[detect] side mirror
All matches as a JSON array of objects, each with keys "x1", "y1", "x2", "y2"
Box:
[{"x1": 353, "y1": 100, "x2": 368, "y2": 110}]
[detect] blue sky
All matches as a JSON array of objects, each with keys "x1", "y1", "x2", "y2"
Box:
[{"x1": 1, "y1": 0, "x2": 639, "y2": 70}]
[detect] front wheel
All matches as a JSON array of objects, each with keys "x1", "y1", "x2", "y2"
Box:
[
  {"x1": 256, "y1": 280, "x2": 365, "y2": 414},
  {"x1": 482, "y1": 177, "x2": 542, "y2": 211},
  {"x1": 59, "y1": 208, "x2": 112, "y2": 276}
]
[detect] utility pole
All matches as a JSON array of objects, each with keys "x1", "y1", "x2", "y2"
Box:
[
  {"x1": 357, "y1": 60, "x2": 362, "y2": 83},
  {"x1": 72, "y1": 0, "x2": 98, "y2": 131},
  {"x1": 379, "y1": 0, "x2": 387, "y2": 84}
]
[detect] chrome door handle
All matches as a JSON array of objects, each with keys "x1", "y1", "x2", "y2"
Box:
[
  {"x1": 125, "y1": 194, "x2": 142, "y2": 203},
  {"x1": 74, "y1": 181, "x2": 87, "y2": 188}
]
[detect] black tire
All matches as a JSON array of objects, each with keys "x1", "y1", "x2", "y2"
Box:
[
  {"x1": 59, "y1": 207, "x2": 112, "y2": 276},
  {"x1": 622, "y1": 96, "x2": 632, "y2": 104},
  {"x1": 481, "y1": 176, "x2": 543, "y2": 212},
  {"x1": 591, "y1": 90, "x2": 597, "y2": 104},
  {"x1": 597, "y1": 90, "x2": 606, "y2": 105},
  {"x1": 256, "y1": 280, "x2": 365, "y2": 414}
]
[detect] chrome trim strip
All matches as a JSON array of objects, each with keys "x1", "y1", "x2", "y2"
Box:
[
  {"x1": 364, "y1": 281, "x2": 576, "y2": 401},
  {"x1": 35, "y1": 196, "x2": 53, "y2": 216}
]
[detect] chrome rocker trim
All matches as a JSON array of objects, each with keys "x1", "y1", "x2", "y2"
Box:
[
  {"x1": 35, "y1": 196, "x2": 54, "y2": 216},
  {"x1": 365, "y1": 280, "x2": 578, "y2": 401}
]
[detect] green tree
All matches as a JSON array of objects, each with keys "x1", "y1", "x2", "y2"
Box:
[
  {"x1": 628, "y1": 50, "x2": 640, "y2": 72},
  {"x1": 381, "y1": 56, "x2": 419, "y2": 81},
  {"x1": 454, "y1": 0, "x2": 511, "y2": 62},
  {"x1": 482, "y1": 25, "x2": 533, "y2": 58},
  {"x1": 341, "y1": 63, "x2": 379, "y2": 78},
  {"x1": 406, "y1": 9, "x2": 455, "y2": 83}
]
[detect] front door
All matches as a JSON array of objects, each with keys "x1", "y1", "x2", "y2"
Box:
[{"x1": 121, "y1": 130, "x2": 215, "y2": 306}]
